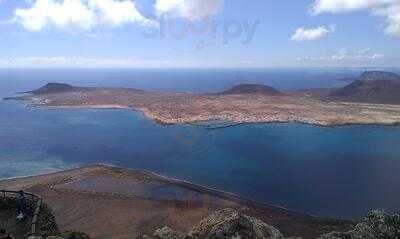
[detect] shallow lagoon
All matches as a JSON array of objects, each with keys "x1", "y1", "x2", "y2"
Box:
[{"x1": 1, "y1": 69, "x2": 400, "y2": 219}]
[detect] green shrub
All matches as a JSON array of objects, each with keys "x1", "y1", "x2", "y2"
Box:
[
  {"x1": 352, "y1": 210, "x2": 400, "y2": 239},
  {"x1": 37, "y1": 203, "x2": 59, "y2": 237},
  {"x1": 61, "y1": 231, "x2": 91, "y2": 239},
  {"x1": 320, "y1": 210, "x2": 400, "y2": 239}
]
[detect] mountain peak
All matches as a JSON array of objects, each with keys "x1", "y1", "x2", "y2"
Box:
[
  {"x1": 30, "y1": 83, "x2": 75, "y2": 95},
  {"x1": 219, "y1": 84, "x2": 282, "y2": 96},
  {"x1": 329, "y1": 71, "x2": 400, "y2": 104},
  {"x1": 360, "y1": 71, "x2": 400, "y2": 82}
]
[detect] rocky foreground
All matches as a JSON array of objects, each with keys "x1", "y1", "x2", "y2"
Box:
[
  {"x1": 147, "y1": 208, "x2": 400, "y2": 239},
  {"x1": 149, "y1": 208, "x2": 286, "y2": 239},
  {"x1": 22, "y1": 208, "x2": 400, "y2": 239}
]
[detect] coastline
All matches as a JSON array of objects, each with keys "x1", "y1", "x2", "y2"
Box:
[
  {"x1": 0, "y1": 164, "x2": 355, "y2": 238},
  {"x1": 21, "y1": 101, "x2": 400, "y2": 129},
  {"x1": 0, "y1": 164, "x2": 292, "y2": 213},
  {"x1": 0, "y1": 163, "x2": 297, "y2": 214},
  {"x1": 4, "y1": 81, "x2": 400, "y2": 128},
  {"x1": 0, "y1": 163, "x2": 353, "y2": 222}
]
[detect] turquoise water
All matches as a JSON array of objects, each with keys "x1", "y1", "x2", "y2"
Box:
[{"x1": 1, "y1": 69, "x2": 400, "y2": 219}]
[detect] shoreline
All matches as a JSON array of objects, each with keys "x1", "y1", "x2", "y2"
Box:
[
  {"x1": 0, "y1": 163, "x2": 295, "y2": 212},
  {"x1": 0, "y1": 163, "x2": 355, "y2": 238},
  {"x1": 4, "y1": 79, "x2": 400, "y2": 129},
  {"x1": 20, "y1": 101, "x2": 400, "y2": 129},
  {"x1": 0, "y1": 163, "x2": 353, "y2": 222}
]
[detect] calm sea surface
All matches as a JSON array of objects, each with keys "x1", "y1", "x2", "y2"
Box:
[{"x1": 1, "y1": 68, "x2": 400, "y2": 219}]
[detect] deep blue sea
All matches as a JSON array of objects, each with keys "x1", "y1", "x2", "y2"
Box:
[{"x1": 1, "y1": 68, "x2": 400, "y2": 219}]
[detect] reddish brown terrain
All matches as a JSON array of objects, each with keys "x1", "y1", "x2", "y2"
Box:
[{"x1": 0, "y1": 165, "x2": 352, "y2": 239}]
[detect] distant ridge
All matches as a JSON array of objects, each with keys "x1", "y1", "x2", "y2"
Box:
[
  {"x1": 28, "y1": 83, "x2": 76, "y2": 95},
  {"x1": 359, "y1": 71, "x2": 400, "y2": 81},
  {"x1": 219, "y1": 84, "x2": 282, "y2": 96},
  {"x1": 328, "y1": 71, "x2": 400, "y2": 104}
]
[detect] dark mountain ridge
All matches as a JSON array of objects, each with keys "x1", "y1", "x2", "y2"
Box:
[
  {"x1": 328, "y1": 71, "x2": 400, "y2": 104},
  {"x1": 28, "y1": 83, "x2": 284, "y2": 96},
  {"x1": 359, "y1": 71, "x2": 400, "y2": 81},
  {"x1": 28, "y1": 83, "x2": 76, "y2": 95},
  {"x1": 218, "y1": 84, "x2": 283, "y2": 96}
]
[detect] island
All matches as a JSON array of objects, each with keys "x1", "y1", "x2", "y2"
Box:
[{"x1": 5, "y1": 71, "x2": 400, "y2": 127}]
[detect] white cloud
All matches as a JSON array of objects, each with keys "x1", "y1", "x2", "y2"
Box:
[
  {"x1": 311, "y1": 0, "x2": 400, "y2": 36},
  {"x1": 0, "y1": 57, "x2": 257, "y2": 68},
  {"x1": 368, "y1": 53, "x2": 385, "y2": 59},
  {"x1": 15, "y1": 0, "x2": 94, "y2": 31},
  {"x1": 357, "y1": 48, "x2": 371, "y2": 54},
  {"x1": 154, "y1": 0, "x2": 222, "y2": 20},
  {"x1": 296, "y1": 56, "x2": 326, "y2": 61},
  {"x1": 14, "y1": 0, "x2": 156, "y2": 32},
  {"x1": 0, "y1": 57, "x2": 179, "y2": 68},
  {"x1": 373, "y1": 2, "x2": 400, "y2": 36},
  {"x1": 291, "y1": 26, "x2": 331, "y2": 41},
  {"x1": 298, "y1": 49, "x2": 385, "y2": 62},
  {"x1": 311, "y1": 0, "x2": 395, "y2": 14}
]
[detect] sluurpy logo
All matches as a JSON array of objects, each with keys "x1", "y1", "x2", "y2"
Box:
[{"x1": 142, "y1": 17, "x2": 260, "y2": 51}]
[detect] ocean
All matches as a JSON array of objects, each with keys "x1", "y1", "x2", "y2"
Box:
[{"x1": 1, "y1": 68, "x2": 400, "y2": 219}]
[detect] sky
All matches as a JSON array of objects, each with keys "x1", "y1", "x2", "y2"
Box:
[{"x1": 0, "y1": 0, "x2": 399, "y2": 68}]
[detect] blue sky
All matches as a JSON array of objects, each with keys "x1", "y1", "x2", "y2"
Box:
[{"x1": 0, "y1": 0, "x2": 399, "y2": 68}]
